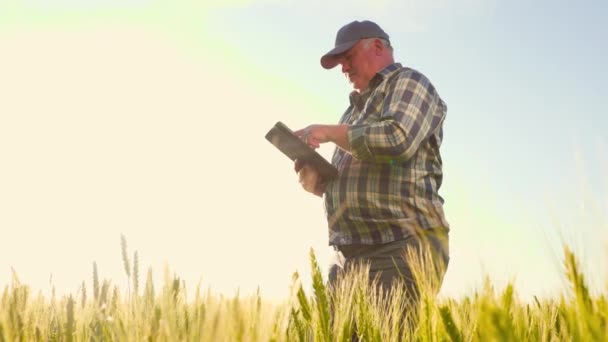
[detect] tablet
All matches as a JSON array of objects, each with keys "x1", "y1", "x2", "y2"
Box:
[{"x1": 265, "y1": 121, "x2": 338, "y2": 181}]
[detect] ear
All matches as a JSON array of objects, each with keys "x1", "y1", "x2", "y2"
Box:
[{"x1": 374, "y1": 39, "x2": 384, "y2": 56}]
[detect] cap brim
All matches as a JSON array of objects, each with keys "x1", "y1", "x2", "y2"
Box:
[{"x1": 320, "y1": 41, "x2": 358, "y2": 69}]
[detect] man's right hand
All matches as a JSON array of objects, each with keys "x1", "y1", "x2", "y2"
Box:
[{"x1": 295, "y1": 159, "x2": 326, "y2": 197}]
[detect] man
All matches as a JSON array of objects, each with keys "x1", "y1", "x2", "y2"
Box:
[{"x1": 294, "y1": 20, "x2": 450, "y2": 303}]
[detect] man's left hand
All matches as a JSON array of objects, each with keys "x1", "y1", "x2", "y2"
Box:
[{"x1": 296, "y1": 161, "x2": 326, "y2": 197}]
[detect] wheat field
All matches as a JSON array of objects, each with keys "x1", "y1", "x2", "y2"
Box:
[{"x1": 1, "y1": 236, "x2": 607, "y2": 341}]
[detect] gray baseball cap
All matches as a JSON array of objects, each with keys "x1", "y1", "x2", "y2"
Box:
[{"x1": 320, "y1": 20, "x2": 390, "y2": 69}]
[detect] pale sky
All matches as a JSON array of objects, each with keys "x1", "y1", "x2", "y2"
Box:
[{"x1": 1, "y1": 0, "x2": 606, "y2": 301}]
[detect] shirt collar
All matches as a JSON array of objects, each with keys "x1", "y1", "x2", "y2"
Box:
[
  {"x1": 349, "y1": 63, "x2": 403, "y2": 109},
  {"x1": 373, "y1": 62, "x2": 402, "y2": 86}
]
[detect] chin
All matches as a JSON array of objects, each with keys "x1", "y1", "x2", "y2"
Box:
[
  {"x1": 353, "y1": 80, "x2": 368, "y2": 91},
  {"x1": 353, "y1": 84, "x2": 365, "y2": 92}
]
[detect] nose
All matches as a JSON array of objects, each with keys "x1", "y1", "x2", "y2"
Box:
[{"x1": 341, "y1": 61, "x2": 350, "y2": 74}]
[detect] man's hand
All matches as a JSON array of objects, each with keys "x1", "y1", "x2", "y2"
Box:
[
  {"x1": 294, "y1": 125, "x2": 329, "y2": 149},
  {"x1": 295, "y1": 124, "x2": 351, "y2": 152},
  {"x1": 295, "y1": 159, "x2": 326, "y2": 197}
]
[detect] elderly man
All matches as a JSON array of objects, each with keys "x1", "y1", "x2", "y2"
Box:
[{"x1": 295, "y1": 20, "x2": 450, "y2": 303}]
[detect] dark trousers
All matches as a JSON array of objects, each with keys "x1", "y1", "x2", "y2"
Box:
[{"x1": 328, "y1": 227, "x2": 450, "y2": 336}]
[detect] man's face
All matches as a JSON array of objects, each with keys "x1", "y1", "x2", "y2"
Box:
[{"x1": 338, "y1": 40, "x2": 376, "y2": 92}]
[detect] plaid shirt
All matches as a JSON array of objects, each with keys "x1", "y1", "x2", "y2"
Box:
[{"x1": 324, "y1": 63, "x2": 449, "y2": 245}]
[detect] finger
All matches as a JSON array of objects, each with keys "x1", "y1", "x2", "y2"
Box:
[
  {"x1": 296, "y1": 127, "x2": 313, "y2": 143},
  {"x1": 307, "y1": 138, "x2": 321, "y2": 149},
  {"x1": 294, "y1": 159, "x2": 305, "y2": 173},
  {"x1": 298, "y1": 168, "x2": 310, "y2": 189},
  {"x1": 294, "y1": 128, "x2": 308, "y2": 141},
  {"x1": 298, "y1": 164, "x2": 310, "y2": 179},
  {"x1": 300, "y1": 168, "x2": 317, "y2": 192}
]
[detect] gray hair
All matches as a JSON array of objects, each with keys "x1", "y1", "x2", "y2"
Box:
[{"x1": 361, "y1": 37, "x2": 393, "y2": 53}]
